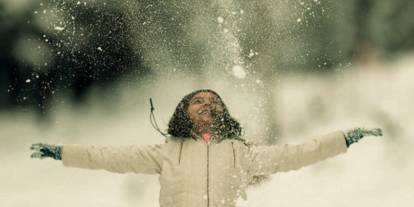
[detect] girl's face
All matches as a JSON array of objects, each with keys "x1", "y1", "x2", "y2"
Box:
[{"x1": 187, "y1": 92, "x2": 224, "y2": 130}]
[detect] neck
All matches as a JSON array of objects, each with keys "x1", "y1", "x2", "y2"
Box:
[{"x1": 192, "y1": 127, "x2": 214, "y2": 143}]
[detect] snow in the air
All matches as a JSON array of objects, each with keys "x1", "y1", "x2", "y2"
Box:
[
  {"x1": 217, "y1": 16, "x2": 224, "y2": 24},
  {"x1": 54, "y1": 26, "x2": 65, "y2": 31},
  {"x1": 232, "y1": 65, "x2": 247, "y2": 79},
  {"x1": 248, "y1": 50, "x2": 258, "y2": 58}
]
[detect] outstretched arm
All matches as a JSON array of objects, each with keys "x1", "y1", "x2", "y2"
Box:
[
  {"x1": 248, "y1": 128, "x2": 383, "y2": 176},
  {"x1": 30, "y1": 143, "x2": 164, "y2": 174}
]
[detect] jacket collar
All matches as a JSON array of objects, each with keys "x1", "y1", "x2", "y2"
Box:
[
  {"x1": 190, "y1": 130, "x2": 221, "y2": 143},
  {"x1": 189, "y1": 130, "x2": 247, "y2": 144}
]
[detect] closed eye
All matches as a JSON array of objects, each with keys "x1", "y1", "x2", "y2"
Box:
[{"x1": 191, "y1": 98, "x2": 203, "y2": 104}]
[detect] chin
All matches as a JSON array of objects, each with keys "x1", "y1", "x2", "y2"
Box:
[{"x1": 197, "y1": 119, "x2": 213, "y2": 127}]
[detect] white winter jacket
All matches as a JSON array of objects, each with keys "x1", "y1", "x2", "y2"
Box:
[{"x1": 62, "y1": 131, "x2": 347, "y2": 207}]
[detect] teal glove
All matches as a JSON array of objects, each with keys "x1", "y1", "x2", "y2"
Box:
[
  {"x1": 30, "y1": 143, "x2": 62, "y2": 160},
  {"x1": 343, "y1": 127, "x2": 383, "y2": 147}
]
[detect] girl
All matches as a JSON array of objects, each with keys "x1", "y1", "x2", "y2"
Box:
[{"x1": 30, "y1": 89, "x2": 383, "y2": 207}]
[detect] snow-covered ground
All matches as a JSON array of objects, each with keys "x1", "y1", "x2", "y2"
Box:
[{"x1": 1, "y1": 54, "x2": 413, "y2": 207}]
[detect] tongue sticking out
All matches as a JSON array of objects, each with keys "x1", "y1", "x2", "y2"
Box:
[{"x1": 202, "y1": 132, "x2": 212, "y2": 143}]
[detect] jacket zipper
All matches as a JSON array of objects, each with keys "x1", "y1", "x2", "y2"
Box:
[
  {"x1": 231, "y1": 142, "x2": 236, "y2": 168},
  {"x1": 178, "y1": 141, "x2": 183, "y2": 164},
  {"x1": 206, "y1": 142, "x2": 210, "y2": 207}
]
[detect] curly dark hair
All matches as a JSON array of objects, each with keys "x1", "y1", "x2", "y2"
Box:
[{"x1": 167, "y1": 89, "x2": 243, "y2": 140}]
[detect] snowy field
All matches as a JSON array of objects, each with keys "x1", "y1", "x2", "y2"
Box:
[{"x1": 1, "y1": 54, "x2": 413, "y2": 207}]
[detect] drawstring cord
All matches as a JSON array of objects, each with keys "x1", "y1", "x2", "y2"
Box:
[{"x1": 149, "y1": 98, "x2": 168, "y2": 137}]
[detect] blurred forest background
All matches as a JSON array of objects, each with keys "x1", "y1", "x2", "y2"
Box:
[{"x1": 1, "y1": 0, "x2": 413, "y2": 206}]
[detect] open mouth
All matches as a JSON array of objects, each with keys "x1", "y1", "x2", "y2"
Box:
[{"x1": 198, "y1": 109, "x2": 212, "y2": 115}]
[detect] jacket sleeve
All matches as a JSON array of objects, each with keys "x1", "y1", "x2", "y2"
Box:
[
  {"x1": 61, "y1": 144, "x2": 164, "y2": 174},
  {"x1": 247, "y1": 131, "x2": 347, "y2": 176}
]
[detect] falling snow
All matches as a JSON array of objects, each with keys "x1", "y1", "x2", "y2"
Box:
[
  {"x1": 232, "y1": 65, "x2": 247, "y2": 79},
  {"x1": 54, "y1": 26, "x2": 65, "y2": 31},
  {"x1": 217, "y1": 16, "x2": 224, "y2": 24}
]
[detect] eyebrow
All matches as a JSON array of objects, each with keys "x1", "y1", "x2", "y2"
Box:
[
  {"x1": 191, "y1": 96, "x2": 221, "y2": 102},
  {"x1": 190, "y1": 97, "x2": 203, "y2": 102}
]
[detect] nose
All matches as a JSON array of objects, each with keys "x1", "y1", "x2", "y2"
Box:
[
  {"x1": 203, "y1": 102, "x2": 211, "y2": 107},
  {"x1": 203, "y1": 99, "x2": 211, "y2": 106}
]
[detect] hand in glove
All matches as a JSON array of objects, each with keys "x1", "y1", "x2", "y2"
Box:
[
  {"x1": 343, "y1": 127, "x2": 383, "y2": 147},
  {"x1": 30, "y1": 143, "x2": 62, "y2": 160}
]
